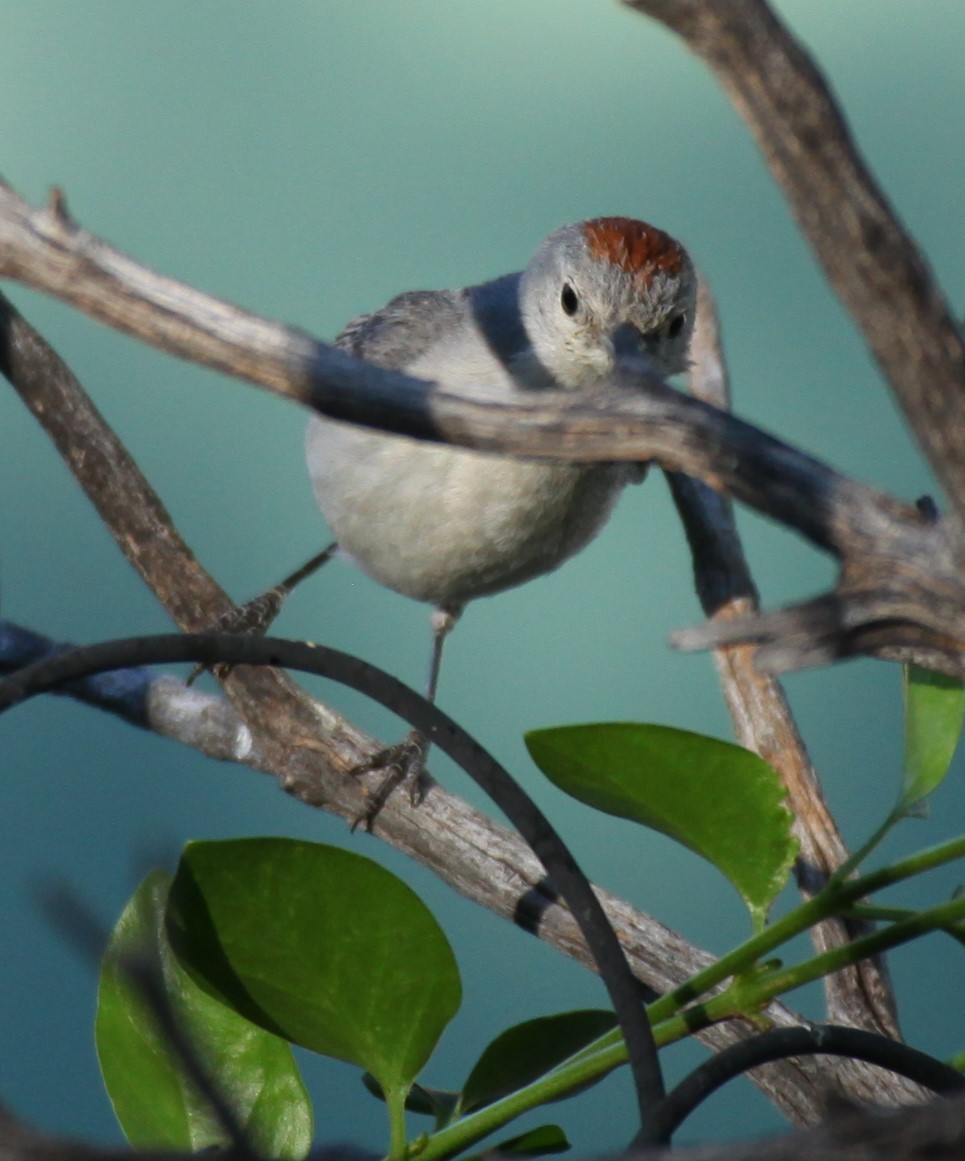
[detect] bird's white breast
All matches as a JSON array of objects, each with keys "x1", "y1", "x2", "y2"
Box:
[{"x1": 306, "y1": 417, "x2": 627, "y2": 607}]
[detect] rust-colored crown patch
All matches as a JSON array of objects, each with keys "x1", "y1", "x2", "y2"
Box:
[{"x1": 583, "y1": 217, "x2": 685, "y2": 280}]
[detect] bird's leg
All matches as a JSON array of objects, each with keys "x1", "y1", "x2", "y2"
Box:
[
  {"x1": 186, "y1": 544, "x2": 337, "y2": 685},
  {"x1": 352, "y1": 605, "x2": 461, "y2": 830}
]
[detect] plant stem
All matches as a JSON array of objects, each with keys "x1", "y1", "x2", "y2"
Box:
[
  {"x1": 748, "y1": 895, "x2": 965, "y2": 1007},
  {"x1": 411, "y1": 999, "x2": 744, "y2": 1161},
  {"x1": 650, "y1": 832, "x2": 965, "y2": 1025},
  {"x1": 387, "y1": 1087, "x2": 408, "y2": 1161},
  {"x1": 410, "y1": 834, "x2": 965, "y2": 1160},
  {"x1": 831, "y1": 811, "x2": 899, "y2": 882},
  {"x1": 844, "y1": 904, "x2": 916, "y2": 922},
  {"x1": 411, "y1": 1042, "x2": 627, "y2": 1161},
  {"x1": 847, "y1": 834, "x2": 965, "y2": 897}
]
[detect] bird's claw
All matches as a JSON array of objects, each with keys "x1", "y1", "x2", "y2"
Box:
[
  {"x1": 350, "y1": 732, "x2": 431, "y2": 831},
  {"x1": 186, "y1": 589, "x2": 287, "y2": 686},
  {"x1": 186, "y1": 547, "x2": 336, "y2": 686}
]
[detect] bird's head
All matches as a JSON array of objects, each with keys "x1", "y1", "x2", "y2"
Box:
[{"x1": 519, "y1": 216, "x2": 696, "y2": 387}]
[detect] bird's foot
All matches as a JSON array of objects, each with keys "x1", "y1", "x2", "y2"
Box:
[
  {"x1": 186, "y1": 544, "x2": 336, "y2": 686},
  {"x1": 186, "y1": 587, "x2": 288, "y2": 686},
  {"x1": 350, "y1": 730, "x2": 432, "y2": 831}
]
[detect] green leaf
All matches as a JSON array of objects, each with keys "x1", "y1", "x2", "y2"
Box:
[
  {"x1": 526, "y1": 723, "x2": 797, "y2": 929},
  {"x1": 462, "y1": 1010, "x2": 617, "y2": 1113},
  {"x1": 96, "y1": 869, "x2": 312, "y2": 1157},
  {"x1": 902, "y1": 665, "x2": 965, "y2": 814},
  {"x1": 166, "y1": 838, "x2": 461, "y2": 1103},
  {"x1": 464, "y1": 1124, "x2": 570, "y2": 1160}
]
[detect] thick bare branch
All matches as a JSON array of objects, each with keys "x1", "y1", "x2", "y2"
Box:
[
  {"x1": 621, "y1": 0, "x2": 965, "y2": 514},
  {"x1": 0, "y1": 183, "x2": 961, "y2": 673}
]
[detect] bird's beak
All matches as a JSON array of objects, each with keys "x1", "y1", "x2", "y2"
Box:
[{"x1": 612, "y1": 322, "x2": 655, "y2": 364}]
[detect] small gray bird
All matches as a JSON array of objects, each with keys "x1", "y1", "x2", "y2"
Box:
[{"x1": 306, "y1": 217, "x2": 696, "y2": 820}]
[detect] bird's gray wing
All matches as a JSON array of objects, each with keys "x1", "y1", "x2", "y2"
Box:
[{"x1": 335, "y1": 289, "x2": 467, "y2": 373}]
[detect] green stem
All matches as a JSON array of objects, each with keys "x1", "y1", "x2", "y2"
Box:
[
  {"x1": 845, "y1": 834, "x2": 965, "y2": 897},
  {"x1": 618, "y1": 832, "x2": 965, "y2": 1043},
  {"x1": 408, "y1": 835, "x2": 965, "y2": 1161},
  {"x1": 748, "y1": 895, "x2": 965, "y2": 1006},
  {"x1": 831, "y1": 811, "x2": 899, "y2": 882},
  {"x1": 652, "y1": 831, "x2": 965, "y2": 1025},
  {"x1": 411, "y1": 1042, "x2": 628, "y2": 1161},
  {"x1": 844, "y1": 904, "x2": 917, "y2": 922},
  {"x1": 506, "y1": 831, "x2": 965, "y2": 1120},
  {"x1": 412, "y1": 999, "x2": 743, "y2": 1161},
  {"x1": 386, "y1": 1087, "x2": 408, "y2": 1161}
]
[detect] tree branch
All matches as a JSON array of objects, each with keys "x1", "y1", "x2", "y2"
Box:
[
  {"x1": 0, "y1": 199, "x2": 940, "y2": 1117},
  {"x1": 0, "y1": 621, "x2": 260, "y2": 763},
  {"x1": 0, "y1": 616, "x2": 930, "y2": 1122},
  {"x1": 621, "y1": 0, "x2": 965, "y2": 515},
  {"x1": 0, "y1": 184, "x2": 961, "y2": 675},
  {"x1": 668, "y1": 280, "x2": 899, "y2": 1037}
]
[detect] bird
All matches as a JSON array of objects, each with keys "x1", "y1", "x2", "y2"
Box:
[{"x1": 305, "y1": 217, "x2": 696, "y2": 824}]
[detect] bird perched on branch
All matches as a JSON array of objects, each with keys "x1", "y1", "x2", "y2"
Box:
[{"x1": 305, "y1": 217, "x2": 696, "y2": 824}]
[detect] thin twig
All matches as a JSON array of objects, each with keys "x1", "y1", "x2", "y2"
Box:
[{"x1": 38, "y1": 886, "x2": 257, "y2": 1160}]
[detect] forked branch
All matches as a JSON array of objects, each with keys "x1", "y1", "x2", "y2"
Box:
[{"x1": 0, "y1": 183, "x2": 962, "y2": 675}]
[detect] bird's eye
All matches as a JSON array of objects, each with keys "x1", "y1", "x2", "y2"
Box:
[
  {"x1": 666, "y1": 313, "x2": 686, "y2": 340},
  {"x1": 560, "y1": 283, "x2": 579, "y2": 317}
]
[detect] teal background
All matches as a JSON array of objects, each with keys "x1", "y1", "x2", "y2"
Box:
[{"x1": 1, "y1": 1, "x2": 963, "y2": 1152}]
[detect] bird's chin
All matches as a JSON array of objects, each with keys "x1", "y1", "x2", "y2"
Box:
[{"x1": 547, "y1": 347, "x2": 615, "y2": 391}]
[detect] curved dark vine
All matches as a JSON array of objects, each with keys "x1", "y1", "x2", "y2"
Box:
[
  {"x1": 649, "y1": 1023, "x2": 965, "y2": 1141},
  {"x1": 0, "y1": 631, "x2": 669, "y2": 1144}
]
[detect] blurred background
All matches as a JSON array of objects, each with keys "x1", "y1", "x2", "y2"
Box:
[{"x1": 1, "y1": 1, "x2": 963, "y2": 1152}]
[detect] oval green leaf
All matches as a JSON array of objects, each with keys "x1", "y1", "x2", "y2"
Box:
[
  {"x1": 166, "y1": 838, "x2": 461, "y2": 1099},
  {"x1": 462, "y1": 1010, "x2": 617, "y2": 1113},
  {"x1": 526, "y1": 723, "x2": 797, "y2": 929},
  {"x1": 902, "y1": 664, "x2": 965, "y2": 815},
  {"x1": 96, "y1": 869, "x2": 312, "y2": 1157}
]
